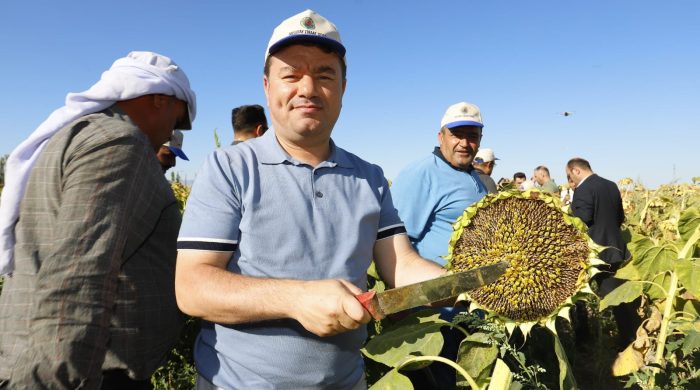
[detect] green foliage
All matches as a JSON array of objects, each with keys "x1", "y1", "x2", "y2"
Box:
[
  {"x1": 214, "y1": 128, "x2": 221, "y2": 148},
  {"x1": 0, "y1": 154, "x2": 7, "y2": 187},
  {"x1": 151, "y1": 317, "x2": 200, "y2": 389},
  {"x1": 604, "y1": 180, "x2": 700, "y2": 388}
]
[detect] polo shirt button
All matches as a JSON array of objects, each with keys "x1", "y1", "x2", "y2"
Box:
[{"x1": 315, "y1": 191, "x2": 323, "y2": 198}]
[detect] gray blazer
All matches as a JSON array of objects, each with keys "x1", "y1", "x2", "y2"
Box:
[{"x1": 0, "y1": 106, "x2": 184, "y2": 388}]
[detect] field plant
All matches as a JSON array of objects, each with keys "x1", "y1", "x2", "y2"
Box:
[
  {"x1": 362, "y1": 180, "x2": 700, "y2": 389},
  {"x1": 600, "y1": 178, "x2": 700, "y2": 389}
]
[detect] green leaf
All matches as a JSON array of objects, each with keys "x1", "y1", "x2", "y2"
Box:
[
  {"x1": 552, "y1": 330, "x2": 578, "y2": 390},
  {"x1": 617, "y1": 237, "x2": 677, "y2": 280},
  {"x1": 646, "y1": 273, "x2": 672, "y2": 301},
  {"x1": 676, "y1": 259, "x2": 700, "y2": 296},
  {"x1": 600, "y1": 281, "x2": 644, "y2": 311},
  {"x1": 681, "y1": 331, "x2": 700, "y2": 356},
  {"x1": 486, "y1": 358, "x2": 513, "y2": 390},
  {"x1": 362, "y1": 310, "x2": 447, "y2": 368},
  {"x1": 368, "y1": 369, "x2": 413, "y2": 390},
  {"x1": 457, "y1": 332, "x2": 498, "y2": 386},
  {"x1": 678, "y1": 207, "x2": 700, "y2": 243},
  {"x1": 367, "y1": 261, "x2": 381, "y2": 280}
]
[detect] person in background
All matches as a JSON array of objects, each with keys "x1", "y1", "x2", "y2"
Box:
[
  {"x1": 560, "y1": 174, "x2": 576, "y2": 206},
  {"x1": 566, "y1": 157, "x2": 639, "y2": 349},
  {"x1": 174, "y1": 10, "x2": 446, "y2": 390},
  {"x1": 472, "y1": 147, "x2": 498, "y2": 194},
  {"x1": 157, "y1": 130, "x2": 189, "y2": 173},
  {"x1": 231, "y1": 104, "x2": 268, "y2": 145},
  {"x1": 391, "y1": 101, "x2": 488, "y2": 389},
  {"x1": 533, "y1": 165, "x2": 559, "y2": 193},
  {"x1": 0, "y1": 51, "x2": 196, "y2": 389},
  {"x1": 513, "y1": 171, "x2": 527, "y2": 189}
]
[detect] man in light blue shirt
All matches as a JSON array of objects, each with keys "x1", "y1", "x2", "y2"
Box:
[
  {"x1": 391, "y1": 101, "x2": 488, "y2": 390},
  {"x1": 392, "y1": 102, "x2": 488, "y2": 266},
  {"x1": 174, "y1": 10, "x2": 446, "y2": 390}
]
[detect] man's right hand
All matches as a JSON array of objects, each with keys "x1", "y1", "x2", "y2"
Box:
[{"x1": 290, "y1": 279, "x2": 371, "y2": 337}]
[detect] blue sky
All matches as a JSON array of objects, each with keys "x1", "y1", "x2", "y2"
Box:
[{"x1": 2, "y1": 1, "x2": 698, "y2": 188}]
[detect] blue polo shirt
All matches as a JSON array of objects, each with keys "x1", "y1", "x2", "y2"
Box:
[
  {"x1": 391, "y1": 148, "x2": 487, "y2": 266},
  {"x1": 177, "y1": 129, "x2": 405, "y2": 389}
]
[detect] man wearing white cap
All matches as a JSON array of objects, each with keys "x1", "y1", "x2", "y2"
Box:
[
  {"x1": 391, "y1": 101, "x2": 488, "y2": 389},
  {"x1": 0, "y1": 51, "x2": 196, "y2": 388},
  {"x1": 157, "y1": 130, "x2": 190, "y2": 173},
  {"x1": 472, "y1": 148, "x2": 499, "y2": 194},
  {"x1": 174, "y1": 10, "x2": 446, "y2": 390}
]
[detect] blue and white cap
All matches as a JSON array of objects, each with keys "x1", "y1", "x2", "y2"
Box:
[
  {"x1": 440, "y1": 102, "x2": 484, "y2": 129},
  {"x1": 265, "y1": 9, "x2": 345, "y2": 64},
  {"x1": 164, "y1": 130, "x2": 189, "y2": 160}
]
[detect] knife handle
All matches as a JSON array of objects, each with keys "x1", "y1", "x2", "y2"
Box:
[{"x1": 355, "y1": 291, "x2": 385, "y2": 320}]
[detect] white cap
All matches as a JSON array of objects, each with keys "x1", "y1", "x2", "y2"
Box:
[
  {"x1": 265, "y1": 9, "x2": 345, "y2": 64},
  {"x1": 440, "y1": 102, "x2": 484, "y2": 129},
  {"x1": 163, "y1": 130, "x2": 189, "y2": 160},
  {"x1": 474, "y1": 148, "x2": 498, "y2": 163}
]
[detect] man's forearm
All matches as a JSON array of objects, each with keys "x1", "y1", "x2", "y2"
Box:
[{"x1": 175, "y1": 257, "x2": 304, "y2": 324}]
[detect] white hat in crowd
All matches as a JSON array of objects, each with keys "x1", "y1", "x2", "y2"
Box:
[
  {"x1": 164, "y1": 130, "x2": 189, "y2": 160},
  {"x1": 440, "y1": 102, "x2": 484, "y2": 129},
  {"x1": 265, "y1": 9, "x2": 345, "y2": 64},
  {"x1": 474, "y1": 148, "x2": 499, "y2": 163}
]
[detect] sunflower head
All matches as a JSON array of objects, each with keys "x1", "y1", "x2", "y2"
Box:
[{"x1": 446, "y1": 190, "x2": 601, "y2": 333}]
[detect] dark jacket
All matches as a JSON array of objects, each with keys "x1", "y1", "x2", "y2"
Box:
[{"x1": 571, "y1": 174, "x2": 629, "y2": 266}]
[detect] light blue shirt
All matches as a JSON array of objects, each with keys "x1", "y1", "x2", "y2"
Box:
[
  {"x1": 391, "y1": 149, "x2": 487, "y2": 266},
  {"x1": 178, "y1": 129, "x2": 405, "y2": 389}
]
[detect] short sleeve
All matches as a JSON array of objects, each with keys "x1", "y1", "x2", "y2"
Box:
[
  {"x1": 376, "y1": 176, "x2": 406, "y2": 240},
  {"x1": 177, "y1": 150, "x2": 241, "y2": 251}
]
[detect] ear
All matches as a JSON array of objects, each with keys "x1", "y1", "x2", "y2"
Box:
[
  {"x1": 255, "y1": 124, "x2": 265, "y2": 137},
  {"x1": 263, "y1": 76, "x2": 270, "y2": 102},
  {"x1": 437, "y1": 129, "x2": 444, "y2": 145}
]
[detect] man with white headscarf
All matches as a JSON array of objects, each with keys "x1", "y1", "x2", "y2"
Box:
[{"x1": 0, "y1": 51, "x2": 196, "y2": 389}]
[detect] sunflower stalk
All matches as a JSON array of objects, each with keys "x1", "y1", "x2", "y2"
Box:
[
  {"x1": 649, "y1": 271, "x2": 678, "y2": 389},
  {"x1": 397, "y1": 356, "x2": 481, "y2": 389}
]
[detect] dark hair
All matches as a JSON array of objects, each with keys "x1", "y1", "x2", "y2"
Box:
[
  {"x1": 264, "y1": 41, "x2": 347, "y2": 80},
  {"x1": 566, "y1": 157, "x2": 592, "y2": 171},
  {"x1": 232, "y1": 105, "x2": 268, "y2": 134},
  {"x1": 534, "y1": 165, "x2": 550, "y2": 176},
  {"x1": 513, "y1": 172, "x2": 526, "y2": 180}
]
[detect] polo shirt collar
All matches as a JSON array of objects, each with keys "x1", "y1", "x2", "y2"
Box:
[
  {"x1": 258, "y1": 128, "x2": 353, "y2": 168},
  {"x1": 433, "y1": 147, "x2": 474, "y2": 173}
]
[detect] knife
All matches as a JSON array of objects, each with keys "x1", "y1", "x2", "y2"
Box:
[{"x1": 355, "y1": 261, "x2": 509, "y2": 320}]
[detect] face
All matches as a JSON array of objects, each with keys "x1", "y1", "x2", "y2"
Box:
[
  {"x1": 156, "y1": 145, "x2": 176, "y2": 173},
  {"x1": 154, "y1": 95, "x2": 189, "y2": 146},
  {"x1": 263, "y1": 44, "x2": 346, "y2": 145},
  {"x1": 567, "y1": 174, "x2": 577, "y2": 189},
  {"x1": 514, "y1": 177, "x2": 526, "y2": 186},
  {"x1": 533, "y1": 170, "x2": 544, "y2": 185},
  {"x1": 483, "y1": 161, "x2": 495, "y2": 175},
  {"x1": 566, "y1": 166, "x2": 581, "y2": 185},
  {"x1": 438, "y1": 125, "x2": 482, "y2": 169}
]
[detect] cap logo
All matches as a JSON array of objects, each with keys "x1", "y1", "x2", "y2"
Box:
[{"x1": 300, "y1": 17, "x2": 316, "y2": 30}]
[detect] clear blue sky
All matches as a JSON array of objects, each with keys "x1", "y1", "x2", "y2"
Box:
[{"x1": 2, "y1": 1, "x2": 698, "y2": 188}]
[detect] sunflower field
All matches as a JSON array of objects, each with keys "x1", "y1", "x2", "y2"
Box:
[{"x1": 153, "y1": 178, "x2": 700, "y2": 389}]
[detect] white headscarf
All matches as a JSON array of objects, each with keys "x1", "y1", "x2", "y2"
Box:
[{"x1": 0, "y1": 51, "x2": 197, "y2": 276}]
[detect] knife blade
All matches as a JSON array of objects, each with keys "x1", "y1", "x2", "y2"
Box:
[{"x1": 356, "y1": 261, "x2": 509, "y2": 320}]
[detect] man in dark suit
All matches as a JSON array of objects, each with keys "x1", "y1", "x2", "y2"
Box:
[{"x1": 566, "y1": 157, "x2": 640, "y2": 348}]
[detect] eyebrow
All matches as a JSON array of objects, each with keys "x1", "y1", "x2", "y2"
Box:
[{"x1": 315, "y1": 65, "x2": 337, "y2": 75}]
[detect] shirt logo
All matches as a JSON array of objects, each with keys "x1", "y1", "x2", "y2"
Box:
[{"x1": 300, "y1": 17, "x2": 316, "y2": 30}]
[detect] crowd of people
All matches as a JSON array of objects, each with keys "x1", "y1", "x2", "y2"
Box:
[{"x1": 0, "y1": 9, "x2": 634, "y2": 390}]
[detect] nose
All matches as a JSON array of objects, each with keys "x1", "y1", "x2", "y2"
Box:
[{"x1": 298, "y1": 75, "x2": 318, "y2": 98}]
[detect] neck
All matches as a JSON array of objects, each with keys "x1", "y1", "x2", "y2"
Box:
[{"x1": 276, "y1": 135, "x2": 331, "y2": 166}]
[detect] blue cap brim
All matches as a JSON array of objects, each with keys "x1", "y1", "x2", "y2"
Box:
[
  {"x1": 168, "y1": 146, "x2": 189, "y2": 161},
  {"x1": 269, "y1": 35, "x2": 346, "y2": 59},
  {"x1": 445, "y1": 120, "x2": 484, "y2": 129}
]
